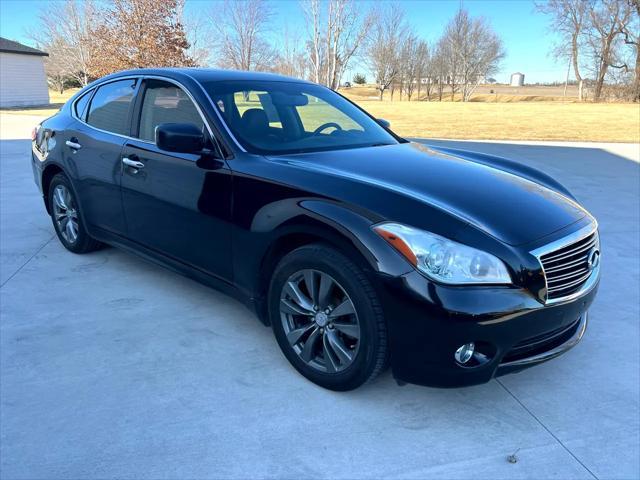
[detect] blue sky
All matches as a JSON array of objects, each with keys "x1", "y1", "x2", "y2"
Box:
[{"x1": 0, "y1": 0, "x2": 565, "y2": 83}]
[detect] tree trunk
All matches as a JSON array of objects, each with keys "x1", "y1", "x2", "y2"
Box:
[
  {"x1": 593, "y1": 43, "x2": 612, "y2": 102},
  {"x1": 578, "y1": 79, "x2": 583, "y2": 101},
  {"x1": 571, "y1": 33, "x2": 584, "y2": 102},
  {"x1": 634, "y1": 49, "x2": 640, "y2": 102},
  {"x1": 563, "y1": 58, "x2": 570, "y2": 98},
  {"x1": 633, "y1": 0, "x2": 640, "y2": 102},
  {"x1": 594, "y1": 73, "x2": 605, "y2": 102}
]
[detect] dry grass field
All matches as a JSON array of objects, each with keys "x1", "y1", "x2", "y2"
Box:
[
  {"x1": 1, "y1": 86, "x2": 638, "y2": 143},
  {"x1": 347, "y1": 98, "x2": 640, "y2": 143},
  {"x1": 340, "y1": 85, "x2": 639, "y2": 143}
]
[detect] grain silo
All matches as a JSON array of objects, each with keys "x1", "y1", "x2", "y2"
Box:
[{"x1": 510, "y1": 72, "x2": 525, "y2": 87}]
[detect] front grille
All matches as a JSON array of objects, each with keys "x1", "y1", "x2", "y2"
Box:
[{"x1": 539, "y1": 230, "x2": 598, "y2": 301}]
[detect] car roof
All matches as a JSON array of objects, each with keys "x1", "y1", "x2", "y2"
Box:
[{"x1": 98, "y1": 67, "x2": 313, "y2": 85}]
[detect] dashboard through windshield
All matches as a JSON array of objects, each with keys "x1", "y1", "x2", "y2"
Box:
[{"x1": 201, "y1": 80, "x2": 399, "y2": 155}]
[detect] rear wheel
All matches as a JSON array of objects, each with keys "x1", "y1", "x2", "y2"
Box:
[
  {"x1": 48, "y1": 173, "x2": 101, "y2": 253},
  {"x1": 269, "y1": 244, "x2": 388, "y2": 391}
]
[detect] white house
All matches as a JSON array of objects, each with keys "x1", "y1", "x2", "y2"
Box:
[{"x1": 0, "y1": 37, "x2": 49, "y2": 108}]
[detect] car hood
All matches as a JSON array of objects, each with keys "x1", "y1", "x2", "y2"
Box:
[{"x1": 267, "y1": 142, "x2": 587, "y2": 246}]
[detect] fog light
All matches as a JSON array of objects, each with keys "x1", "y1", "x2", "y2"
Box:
[{"x1": 455, "y1": 342, "x2": 475, "y2": 364}]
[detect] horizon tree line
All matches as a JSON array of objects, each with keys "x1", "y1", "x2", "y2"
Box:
[{"x1": 28, "y1": 0, "x2": 639, "y2": 102}]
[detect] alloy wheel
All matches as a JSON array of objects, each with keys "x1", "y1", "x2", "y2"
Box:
[
  {"x1": 279, "y1": 269, "x2": 361, "y2": 373},
  {"x1": 52, "y1": 184, "x2": 79, "y2": 244}
]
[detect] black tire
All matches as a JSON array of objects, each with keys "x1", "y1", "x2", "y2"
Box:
[
  {"x1": 48, "y1": 173, "x2": 101, "y2": 254},
  {"x1": 268, "y1": 243, "x2": 388, "y2": 391}
]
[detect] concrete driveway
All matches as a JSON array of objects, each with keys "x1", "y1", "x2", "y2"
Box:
[{"x1": 1, "y1": 114, "x2": 639, "y2": 479}]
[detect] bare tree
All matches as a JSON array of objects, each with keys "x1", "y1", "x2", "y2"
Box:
[
  {"x1": 42, "y1": 37, "x2": 70, "y2": 93},
  {"x1": 367, "y1": 4, "x2": 408, "y2": 100},
  {"x1": 430, "y1": 40, "x2": 448, "y2": 101},
  {"x1": 29, "y1": 0, "x2": 98, "y2": 88},
  {"x1": 619, "y1": 0, "x2": 640, "y2": 101},
  {"x1": 536, "y1": 0, "x2": 589, "y2": 101},
  {"x1": 586, "y1": 0, "x2": 633, "y2": 101},
  {"x1": 184, "y1": 12, "x2": 211, "y2": 66},
  {"x1": 400, "y1": 35, "x2": 429, "y2": 101},
  {"x1": 414, "y1": 41, "x2": 431, "y2": 100},
  {"x1": 438, "y1": 17, "x2": 461, "y2": 100},
  {"x1": 304, "y1": 0, "x2": 323, "y2": 83},
  {"x1": 440, "y1": 7, "x2": 505, "y2": 102},
  {"x1": 91, "y1": 0, "x2": 194, "y2": 77},
  {"x1": 272, "y1": 25, "x2": 309, "y2": 79},
  {"x1": 301, "y1": 0, "x2": 373, "y2": 90},
  {"x1": 210, "y1": 0, "x2": 275, "y2": 71}
]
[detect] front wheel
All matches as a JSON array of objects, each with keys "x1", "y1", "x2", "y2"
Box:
[{"x1": 268, "y1": 244, "x2": 388, "y2": 391}]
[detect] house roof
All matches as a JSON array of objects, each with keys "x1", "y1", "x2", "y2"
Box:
[{"x1": 0, "y1": 37, "x2": 48, "y2": 57}]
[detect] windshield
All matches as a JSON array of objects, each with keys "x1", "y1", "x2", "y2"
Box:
[{"x1": 201, "y1": 80, "x2": 399, "y2": 155}]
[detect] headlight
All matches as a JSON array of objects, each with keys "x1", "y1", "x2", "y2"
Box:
[{"x1": 373, "y1": 222, "x2": 512, "y2": 285}]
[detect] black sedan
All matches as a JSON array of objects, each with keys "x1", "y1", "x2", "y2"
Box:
[{"x1": 31, "y1": 69, "x2": 600, "y2": 391}]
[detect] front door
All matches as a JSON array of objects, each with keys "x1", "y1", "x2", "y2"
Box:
[{"x1": 120, "y1": 79, "x2": 233, "y2": 282}]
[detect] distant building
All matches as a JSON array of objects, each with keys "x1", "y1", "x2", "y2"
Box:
[
  {"x1": 510, "y1": 72, "x2": 525, "y2": 87},
  {"x1": 0, "y1": 37, "x2": 49, "y2": 108}
]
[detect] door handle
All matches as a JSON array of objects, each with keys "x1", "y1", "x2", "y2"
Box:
[
  {"x1": 65, "y1": 140, "x2": 82, "y2": 150},
  {"x1": 122, "y1": 157, "x2": 145, "y2": 169}
]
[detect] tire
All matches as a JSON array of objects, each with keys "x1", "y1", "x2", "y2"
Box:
[
  {"x1": 48, "y1": 173, "x2": 101, "y2": 254},
  {"x1": 268, "y1": 243, "x2": 388, "y2": 391}
]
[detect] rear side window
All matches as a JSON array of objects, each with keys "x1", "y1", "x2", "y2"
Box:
[
  {"x1": 74, "y1": 89, "x2": 93, "y2": 120},
  {"x1": 138, "y1": 80, "x2": 205, "y2": 142},
  {"x1": 87, "y1": 79, "x2": 137, "y2": 136}
]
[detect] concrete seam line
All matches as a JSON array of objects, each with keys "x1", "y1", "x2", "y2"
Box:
[
  {"x1": 496, "y1": 378, "x2": 599, "y2": 480},
  {"x1": 0, "y1": 234, "x2": 54, "y2": 289}
]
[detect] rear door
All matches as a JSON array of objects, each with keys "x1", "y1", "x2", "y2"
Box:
[
  {"x1": 68, "y1": 78, "x2": 139, "y2": 235},
  {"x1": 120, "y1": 78, "x2": 233, "y2": 281}
]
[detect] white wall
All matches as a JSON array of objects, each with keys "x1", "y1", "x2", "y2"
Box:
[{"x1": 0, "y1": 52, "x2": 50, "y2": 107}]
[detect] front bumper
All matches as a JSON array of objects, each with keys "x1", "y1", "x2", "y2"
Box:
[
  {"x1": 377, "y1": 269, "x2": 599, "y2": 388},
  {"x1": 496, "y1": 312, "x2": 587, "y2": 376}
]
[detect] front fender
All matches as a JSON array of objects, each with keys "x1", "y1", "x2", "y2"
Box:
[
  {"x1": 250, "y1": 197, "x2": 413, "y2": 277},
  {"x1": 296, "y1": 199, "x2": 413, "y2": 277},
  {"x1": 234, "y1": 197, "x2": 414, "y2": 315}
]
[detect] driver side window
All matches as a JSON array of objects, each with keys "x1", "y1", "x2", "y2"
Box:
[{"x1": 295, "y1": 95, "x2": 363, "y2": 133}]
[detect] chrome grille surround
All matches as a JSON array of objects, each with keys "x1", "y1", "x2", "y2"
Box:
[{"x1": 531, "y1": 221, "x2": 600, "y2": 305}]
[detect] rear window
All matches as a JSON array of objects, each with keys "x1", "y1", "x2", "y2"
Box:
[{"x1": 87, "y1": 79, "x2": 137, "y2": 136}]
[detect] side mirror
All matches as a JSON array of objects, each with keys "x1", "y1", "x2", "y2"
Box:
[
  {"x1": 156, "y1": 123, "x2": 205, "y2": 154},
  {"x1": 376, "y1": 118, "x2": 391, "y2": 129}
]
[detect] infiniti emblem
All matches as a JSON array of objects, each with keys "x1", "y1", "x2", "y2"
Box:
[{"x1": 587, "y1": 248, "x2": 600, "y2": 271}]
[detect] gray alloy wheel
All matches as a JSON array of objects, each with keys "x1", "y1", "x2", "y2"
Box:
[
  {"x1": 279, "y1": 269, "x2": 361, "y2": 373},
  {"x1": 52, "y1": 184, "x2": 79, "y2": 244}
]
